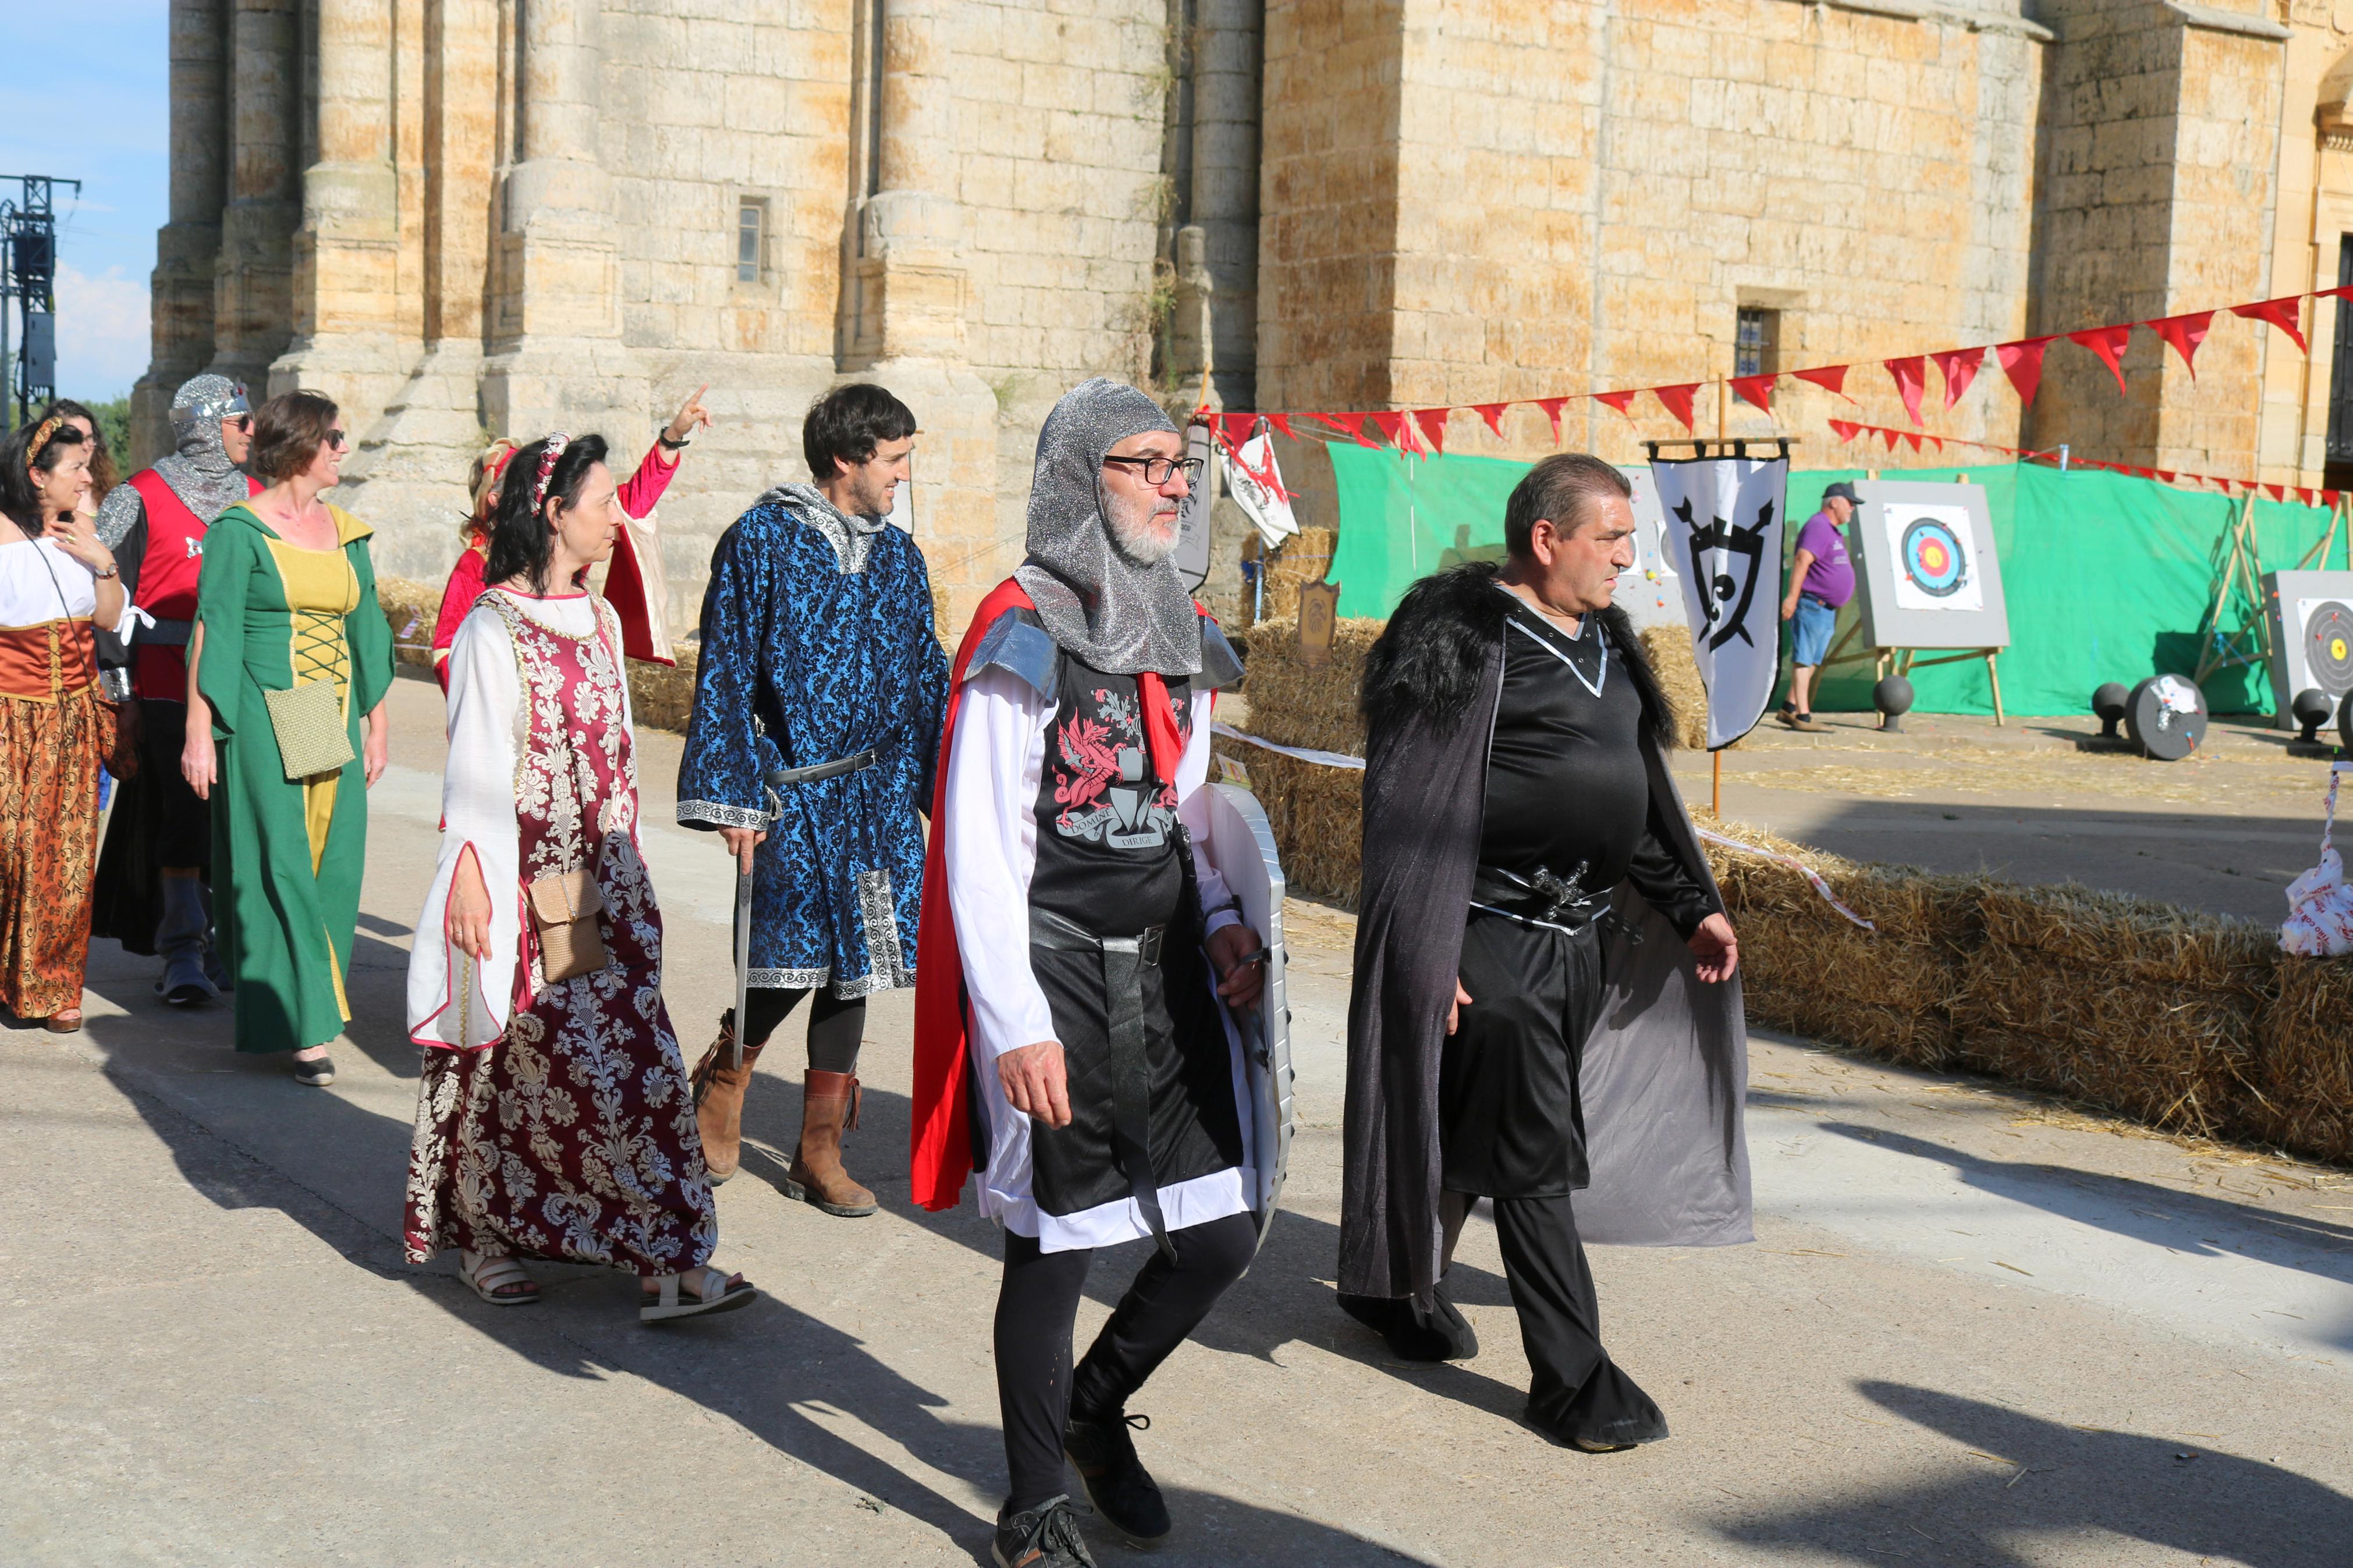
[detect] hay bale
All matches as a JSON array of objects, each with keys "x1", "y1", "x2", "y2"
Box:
[
  {"x1": 1248, "y1": 527, "x2": 1337, "y2": 625},
  {"x1": 1637, "y1": 625, "x2": 1709, "y2": 751},
  {"x1": 2260, "y1": 959, "x2": 2353, "y2": 1161},
  {"x1": 1212, "y1": 746, "x2": 1362, "y2": 905},
  {"x1": 1237, "y1": 615, "x2": 1380, "y2": 755},
  {"x1": 363, "y1": 571, "x2": 703, "y2": 733}
]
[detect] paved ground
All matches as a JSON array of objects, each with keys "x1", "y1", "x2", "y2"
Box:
[{"x1": 5, "y1": 671, "x2": 2350, "y2": 1566}]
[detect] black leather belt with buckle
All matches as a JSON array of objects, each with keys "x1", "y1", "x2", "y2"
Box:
[
  {"x1": 1470, "y1": 863, "x2": 1621, "y2": 936},
  {"x1": 764, "y1": 747, "x2": 878, "y2": 788}
]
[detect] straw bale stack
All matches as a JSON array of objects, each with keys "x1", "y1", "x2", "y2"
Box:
[
  {"x1": 1220, "y1": 615, "x2": 1378, "y2": 903},
  {"x1": 1700, "y1": 816, "x2": 2353, "y2": 1165},
  {"x1": 1637, "y1": 625, "x2": 1709, "y2": 751},
  {"x1": 363, "y1": 573, "x2": 703, "y2": 733},
  {"x1": 1246, "y1": 527, "x2": 1337, "y2": 625}
]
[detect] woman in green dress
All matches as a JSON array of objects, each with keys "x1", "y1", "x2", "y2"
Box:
[{"x1": 183, "y1": 391, "x2": 392, "y2": 1084}]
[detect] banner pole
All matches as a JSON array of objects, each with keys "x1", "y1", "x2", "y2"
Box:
[{"x1": 1712, "y1": 750, "x2": 1722, "y2": 817}]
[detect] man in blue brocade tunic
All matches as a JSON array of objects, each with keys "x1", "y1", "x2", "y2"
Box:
[{"x1": 677, "y1": 384, "x2": 950, "y2": 1214}]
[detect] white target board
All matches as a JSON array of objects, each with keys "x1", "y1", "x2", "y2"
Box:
[
  {"x1": 1852, "y1": 481, "x2": 2010, "y2": 650},
  {"x1": 2261, "y1": 570, "x2": 2353, "y2": 728}
]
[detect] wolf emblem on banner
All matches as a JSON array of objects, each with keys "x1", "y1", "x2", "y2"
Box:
[
  {"x1": 1651, "y1": 452, "x2": 1790, "y2": 749},
  {"x1": 1201, "y1": 781, "x2": 1294, "y2": 1252}
]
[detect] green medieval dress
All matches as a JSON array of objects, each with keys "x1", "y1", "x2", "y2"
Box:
[{"x1": 195, "y1": 502, "x2": 393, "y2": 1053}]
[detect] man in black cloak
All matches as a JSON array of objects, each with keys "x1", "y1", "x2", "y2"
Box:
[{"x1": 1337, "y1": 452, "x2": 1752, "y2": 1452}]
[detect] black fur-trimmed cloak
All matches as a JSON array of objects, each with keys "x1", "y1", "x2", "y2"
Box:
[{"x1": 1337, "y1": 563, "x2": 1753, "y2": 1307}]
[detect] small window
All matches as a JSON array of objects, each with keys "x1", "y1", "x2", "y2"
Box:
[
  {"x1": 736, "y1": 201, "x2": 765, "y2": 283},
  {"x1": 1736, "y1": 307, "x2": 1779, "y2": 378}
]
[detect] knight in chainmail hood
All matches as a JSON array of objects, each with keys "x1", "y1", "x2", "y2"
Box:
[
  {"x1": 907, "y1": 379, "x2": 1264, "y2": 1565},
  {"x1": 675, "y1": 382, "x2": 949, "y2": 1218},
  {"x1": 90, "y1": 372, "x2": 260, "y2": 1006},
  {"x1": 1012, "y1": 375, "x2": 1202, "y2": 678}
]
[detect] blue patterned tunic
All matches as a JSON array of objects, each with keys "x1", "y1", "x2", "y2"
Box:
[{"x1": 675, "y1": 490, "x2": 950, "y2": 997}]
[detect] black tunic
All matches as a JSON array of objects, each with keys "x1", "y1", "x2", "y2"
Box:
[
  {"x1": 1442, "y1": 595, "x2": 1719, "y2": 1198},
  {"x1": 1021, "y1": 656, "x2": 1241, "y2": 1219}
]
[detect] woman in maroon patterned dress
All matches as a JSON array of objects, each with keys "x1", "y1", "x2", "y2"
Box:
[{"x1": 403, "y1": 432, "x2": 755, "y2": 1322}]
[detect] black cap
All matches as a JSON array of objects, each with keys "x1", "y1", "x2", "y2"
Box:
[{"x1": 1822, "y1": 481, "x2": 1862, "y2": 504}]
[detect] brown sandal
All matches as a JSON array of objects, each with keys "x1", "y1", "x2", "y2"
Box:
[{"x1": 42, "y1": 1011, "x2": 82, "y2": 1033}]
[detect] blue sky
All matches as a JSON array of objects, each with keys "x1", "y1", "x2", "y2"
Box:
[{"x1": 2, "y1": 1, "x2": 169, "y2": 401}]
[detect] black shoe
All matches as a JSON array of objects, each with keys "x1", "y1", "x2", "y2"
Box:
[
  {"x1": 1337, "y1": 1289, "x2": 1479, "y2": 1361},
  {"x1": 993, "y1": 1495, "x2": 1098, "y2": 1567},
  {"x1": 1063, "y1": 1409, "x2": 1170, "y2": 1545},
  {"x1": 292, "y1": 1054, "x2": 335, "y2": 1087}
]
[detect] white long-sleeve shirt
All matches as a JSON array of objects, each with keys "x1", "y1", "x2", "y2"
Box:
[{"x1": 943, "y1": 663, "x2": 1253, "y2": 1250}]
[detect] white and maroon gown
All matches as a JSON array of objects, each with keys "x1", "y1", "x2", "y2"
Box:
[{"x1": 402, "y1": 586, "x2": 715, "y2": 1275}]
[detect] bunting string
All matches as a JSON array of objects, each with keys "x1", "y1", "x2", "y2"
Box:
[{"x1": 1822, "y1": 418, "x2": 2343, "y2": 509}]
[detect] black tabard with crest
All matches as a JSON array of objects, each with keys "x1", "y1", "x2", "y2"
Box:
[{"x1": 1023, "y1": 654, "x2": 1243, "y2": 1219}]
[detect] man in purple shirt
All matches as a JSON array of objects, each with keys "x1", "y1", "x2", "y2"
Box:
[{"x1": 1777, "y1": 481, "x2": 1859, "y2": 731}]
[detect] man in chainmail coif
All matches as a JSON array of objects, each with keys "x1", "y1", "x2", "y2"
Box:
[
  {"x1": 909, "y1": 378, "x2": 1268, "y2": 1567},
  {"x1": 91, "y1": 374, "x2": 260, "y2": 1005}
]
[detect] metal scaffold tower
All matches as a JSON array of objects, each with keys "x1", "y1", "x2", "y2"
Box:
[{"x1": 0, "y1": 174, "x2": 83, "y2": 429}]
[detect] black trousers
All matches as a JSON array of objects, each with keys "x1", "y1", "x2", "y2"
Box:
[
  {"x1": 1443, "y1": 1190, "x2": 1667, "y2": 1446},
  {"x1": 739, "y1": 985, "x2": 864, "y2": 1075},
  {"x1": 995, "y1": 1210, "x2": 1257, "y2": 1513}
]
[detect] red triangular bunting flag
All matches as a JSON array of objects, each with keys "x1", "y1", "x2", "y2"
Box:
[
  {"x1": 2146, "y1": 312, "x2": 2212, "y2": 379},
  {"x1": 2233, "y1": 296, "x2": 2309, "y2": 354},
  {"x1": 1593, "y1": 389, "x2": 1638, "y2": 419},
  {"x1": 1652, "y1": 383, "x2": 1700, "y2": 432},
  {"x1": 1880, "y1": 426, "x2": 1901, "y2": 451},
  {"x1": 1267, "y1": 414, "x2": 1294, "y2": 440},
  {"x1": 2156, "y1": 470, "x2": 2177, "y2": 483},
  {"x1": 1794, "y1": 365, "x2": 1851, "y2": 400},
  {"x1": 1219, "y1": 413, "x2": 1256, "y2": 449},
  {"x1": 1730, "y1": 374, "x2": 1774, "y2": 413},
  {"x1": 2067, "y1": 325, "x2": 2133, "y2": 396},
  {"x1": 2266, "y1": 483, "x2": 2287, "y2": 501},
  {"x1": 1886, "y1": 357, "x2": 1928, "y2": 425},
  {"x1": 1366, "y1": 411, "x2": 1408, "y2": 450},
  {"x1": 1904, "y1": 431, "x2": 1924, "y2": 454},
  {"x1": 1472, "y1": 402, "x2": 1510, "y2": 438},
  {"x1": 1535, "y1": 396, "x2": 1568, "y2": 442},
  {"x1": 2301, "y1": 488, "x2": 2319, "y2": 506},
  {"x1": 1996, "y1": 337, "x2": 2054, "y2": 407},
  {"x1": 1830, "y1": 418, "x2": 1861, "y2": 440},
  {"x1": 1412, "y1": 408, "x2": 1449, "y2": 454},
  {"x1": 1928, "y1": 437, "x2": 1946, "y2": 453},
  {"x1": 1932, "y1": 347, "x2": 1986, "y2": 410}
]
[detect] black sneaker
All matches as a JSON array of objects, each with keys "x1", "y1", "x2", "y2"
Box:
[
  {"x1": 993, "y1": 1495, "x2": 1098, "y2": 1568},
  {"x1": 1063, "y1": 1409, "x2": 1170, "y2": 1545},
  {"x1": 292, "y1": 1054, "x2": 335, "y2": 1087}
]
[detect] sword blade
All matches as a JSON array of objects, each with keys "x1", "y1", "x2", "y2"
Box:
[{"x1": 732, "y1": 854, "x2": 753, "y2": 1071}]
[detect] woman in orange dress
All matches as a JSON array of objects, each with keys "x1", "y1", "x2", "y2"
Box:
[{"x1": 0, "y1": 417, "x2": 130, "y2": 1029}]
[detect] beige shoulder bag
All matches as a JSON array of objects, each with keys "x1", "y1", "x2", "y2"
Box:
[{"x1": 521, "y1": 611, "x2": 608, "y2": 984}]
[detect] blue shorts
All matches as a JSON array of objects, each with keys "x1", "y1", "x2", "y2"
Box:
[{"x1": 1791, "y1": 593, "x2": 1838, "y2": 667}]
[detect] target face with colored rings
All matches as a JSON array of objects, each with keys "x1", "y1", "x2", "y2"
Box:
[
  {"x1": 2304, "y1": 600, "x2": 2353, "y2": 690},
  {"x1": 1900, "y1": 517, "x2": 1970, "y2": 598}
]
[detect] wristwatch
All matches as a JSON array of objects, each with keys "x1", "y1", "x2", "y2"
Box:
[{"x1": 658, "y1": 432, "x2": 691, "y2": 451}]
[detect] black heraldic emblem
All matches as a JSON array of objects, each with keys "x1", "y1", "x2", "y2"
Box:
[{"x1": 1674, "y1": 495, "x2": 1777, "y2": 651}]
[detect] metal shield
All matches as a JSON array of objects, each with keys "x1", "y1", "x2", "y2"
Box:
[{"x1": 1201, "y1": 782, "x2": 1294, "y2": 1249}]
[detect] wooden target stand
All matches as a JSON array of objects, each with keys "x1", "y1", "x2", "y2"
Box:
[
  {"x1": 1812, "y1": 470, "x2": 2007, "y2": 726},
  {"x1": 2192, "y1": 490, "x2": 2347, "y2": 689}
]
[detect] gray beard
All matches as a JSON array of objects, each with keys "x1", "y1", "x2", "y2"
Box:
[{"x1": 1108, "y1": 505, "x2": 1179, "y2": 566}]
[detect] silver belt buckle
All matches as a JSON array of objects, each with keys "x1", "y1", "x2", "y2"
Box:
[{"x1": 1137, "y1": 925, "x2": 1166, "y2": 966}]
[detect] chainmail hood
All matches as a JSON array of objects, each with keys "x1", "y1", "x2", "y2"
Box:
[
  {"x1": 755, "y1": 479, "x2": 888, "y2": 574},
  {"x1": 99, "y1": 374, "x2": 254, "y2": 548},
  {"x1": 1012, "y1": 376, "x2": 1199, "y2": 676}
]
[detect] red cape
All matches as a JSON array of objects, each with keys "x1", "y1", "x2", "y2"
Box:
[{"x1": 909, "y1": 578, "x2": 1039, "y2": 1211}]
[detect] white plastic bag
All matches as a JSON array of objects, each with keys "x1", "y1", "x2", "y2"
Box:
[{"x1": 2281, "y1": 763, "x2": 2353, "y2": 957}]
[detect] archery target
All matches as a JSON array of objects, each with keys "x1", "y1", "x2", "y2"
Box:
[
  {"x1": 1884, "y1": 503, "x2": 1985, "y2": 613},
  {"x1": 2301, "y1": 600, "x2": 2353, "y2": 695}
]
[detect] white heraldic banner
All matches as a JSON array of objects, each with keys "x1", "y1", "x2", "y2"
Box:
[{"x1": 1650, "y1": 453, "x2": 1789, "y2": 750}]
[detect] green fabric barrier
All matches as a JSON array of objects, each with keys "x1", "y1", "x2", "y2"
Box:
[{"x1": 1326, "y1": 444, "x2": 2345, "y2": 716}]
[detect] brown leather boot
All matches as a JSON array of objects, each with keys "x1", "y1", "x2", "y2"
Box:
[
  {"x1": 688, "y1": 1011, "x2": 765, "y2": 1185},
  {"x1": 782, "y1": 1069, "x2": 878, "y2": 1217}
]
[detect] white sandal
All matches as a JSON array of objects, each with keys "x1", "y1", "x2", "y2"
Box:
[
  {"x1": 640, "y1": 1264, "x2": 757, "y2": 1324},
  {"x1": 459, "y1": 1251, "x2": 540, "y2": 1306}
]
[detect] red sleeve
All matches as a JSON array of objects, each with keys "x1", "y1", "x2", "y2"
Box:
[
  {"x1": 616, "y1": 442, "x2": 679, "y2": 520},
  {"x1": 431, "y1": 546, "x2": 489, "y2": 694}
]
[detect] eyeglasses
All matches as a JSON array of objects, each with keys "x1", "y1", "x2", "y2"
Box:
[{"x1": 1101, "y1": 454, "x2": 1204, "y2": 487}]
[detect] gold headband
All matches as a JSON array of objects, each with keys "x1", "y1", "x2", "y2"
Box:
[{"x1": 27, "y1": 415, "x2": 65, "y2": 463}]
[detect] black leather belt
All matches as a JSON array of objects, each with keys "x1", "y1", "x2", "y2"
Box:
[
  {"x1": 137, "y1": 616, "x2": 194, "y2": 647},
  {"x1": 764, "y1": 747, "x2": 877, "y2": 788},
  {"x1": 1030, "y1": 905, "x2": 1176, "y2": 1260},
  {"x1": 1470, "y1": 863, "x2": 1632, "y2": 940}
]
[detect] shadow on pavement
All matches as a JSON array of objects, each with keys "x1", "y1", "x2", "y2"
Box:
[
  {"x1": 81, "y1": 957, "x2": 1436, "y2": 1566},
  {"x1": 1720, "y1": 1381, "x2": 2353, "y2": 1568}
]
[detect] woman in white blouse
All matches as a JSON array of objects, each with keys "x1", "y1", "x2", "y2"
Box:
[
  {"x1": 402, "y1": 432, "x2": 754, "y2": 1323},
  {"x1": 0, "y1": 416, "x2": 130, "y2": 1030}
]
